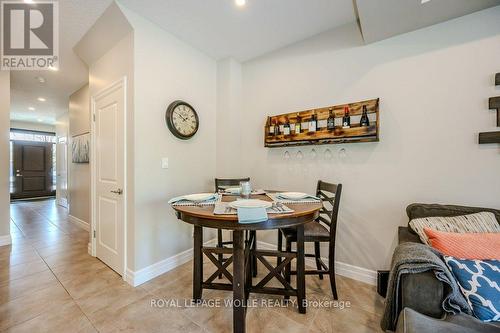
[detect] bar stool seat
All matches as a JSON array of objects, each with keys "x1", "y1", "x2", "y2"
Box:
[{"x1": 281, "y1": 222, "x2": 330, "y2": 241}]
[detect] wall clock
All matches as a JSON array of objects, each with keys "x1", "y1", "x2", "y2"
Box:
[{"x1": 165, "y1": 100, "x2": 199, "y2": 140}]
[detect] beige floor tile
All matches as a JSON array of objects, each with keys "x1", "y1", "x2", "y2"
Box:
[
  {"x1": 0, "y1": 283, "x2": 72, "y2": 330},
  {"x1": 4, "y1": 300, "x2": 97, "y2": 333},
  {"x1": 0, "y1": 270, "x2": 58, "y2": 304},
  {"x1": 42, "y1": 249, "x2": 93, "y2": 268},
  {"x1": 0, "y1": 250, "x2": 42, "y2": 267},
  {"x1": 308, "y1": 305, "x2": 383, "y2": 333},
  {"x1": 77, "y1": 282, "x2": 150, "y2": 321},
  {"x1": 246, "y1": 306, "x2": 309, "y2": 333},
  {"x1": 97, "y1": 296, "x2": 203, "y2": 333},
  {"x1": 52, "y1": 256, "x2": 110, "y2": 283},
  {"x1": 61, "y1": 266, "x2": 125, "y2": 299},
  {"x1": 0, "y1": 259, "x2": 49, "y2": 284}
]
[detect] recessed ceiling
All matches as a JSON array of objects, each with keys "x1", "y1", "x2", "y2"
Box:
[
  {"x1": 10, "y1": 0, "x2": 112, "y2": 125},
  {"x1": 118, "y1": 0, "x2": 357, "y2": 61},
  {"x1": 356, "y1": 0, "x2": 500, "y2": 43}
]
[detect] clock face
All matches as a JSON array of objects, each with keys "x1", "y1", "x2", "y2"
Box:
[{"x1": 166, "y1": 101, "x2": 199, "y2": 139}]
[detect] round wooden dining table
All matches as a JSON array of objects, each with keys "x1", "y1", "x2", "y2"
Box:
[{"x1": 173, "y1": 193, "x2": 322, "y2": 333}]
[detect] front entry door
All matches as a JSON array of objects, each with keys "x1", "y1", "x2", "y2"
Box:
[
  {"x1": 11, "y1": 141, "x2": 55, "y2": 199},
  {"x1": 93, "y1": 79, "x2": 125, "y2": 275}
]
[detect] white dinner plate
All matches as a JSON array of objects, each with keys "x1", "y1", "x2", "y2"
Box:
[
  {"x1": 277, "y1": 192, "x2": 309, "y2": 200},
  {"x1": 229, "y1": 199, "x2": 272, "y2": 209},
  {"x1": 183, "y1": 193, "x2": 216, "y2": 202}
]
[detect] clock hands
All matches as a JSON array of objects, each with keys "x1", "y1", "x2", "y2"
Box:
[{"x1": 174, "y1": 110, "x2": 188, "y2": 122}]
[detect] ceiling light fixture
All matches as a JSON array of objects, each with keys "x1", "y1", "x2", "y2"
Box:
[
  {"x1": 28, "y1": 107, "x2": 35, "y2": 111},
  {"x1": 235, "y1": 0, "x2": 246, "y2": 7},
  {"x1": 37, "y1": 97, "x2": 46, "y2": 102}
]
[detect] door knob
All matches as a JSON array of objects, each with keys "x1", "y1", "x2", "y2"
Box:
[
  {"x1": 110, "y1": 189, "x2": 123, "y2": 195},
  {"x1": 16, "y1": 174, "x2": 23, "y2": 177}
]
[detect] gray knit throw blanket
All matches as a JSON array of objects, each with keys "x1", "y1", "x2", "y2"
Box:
[{"x1": 380, "y1": 242, "x2": 471, "y2": 331}]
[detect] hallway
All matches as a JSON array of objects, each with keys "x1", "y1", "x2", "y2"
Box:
[{"x1": 1, "y1": 200, "x2": 383, "y2": 333}]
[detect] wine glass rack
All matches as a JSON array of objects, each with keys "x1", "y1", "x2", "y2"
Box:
[{"x1": 264, "y1": 98, "x2": 380, "y2": 148}]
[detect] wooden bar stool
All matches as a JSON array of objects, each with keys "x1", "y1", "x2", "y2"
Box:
[{"x1": 277, "y1": 181, "x2": 342, "y2": 299}]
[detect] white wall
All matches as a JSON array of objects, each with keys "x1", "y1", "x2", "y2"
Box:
[
  {"x1": 122, "y1": 7, "x2": 217, "y2": 271},
  {"x1": 216, "y1": 59, "x2": 243, "y2": 178},
  {"x1": 0, "y1": 71, "x2": 10, "y2": 242},
  {"x1": 239, "y1": 7, "x2": 500, "y2": 271},
  {"x1": 68, "y1": 85, "x2": 90, "y2": 224}
]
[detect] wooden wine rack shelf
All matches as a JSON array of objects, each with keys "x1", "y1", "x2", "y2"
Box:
[
  {"x1": 479, "y1": 73, "x2": 500, "y2": 144},
  {"x1": 264, "y1": 98, "x2": 380, "y2": 148}
]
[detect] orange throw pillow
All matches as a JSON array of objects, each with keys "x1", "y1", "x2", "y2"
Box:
[{"x1": 424, "y1": 228, "x2": 500, "y2": 260}]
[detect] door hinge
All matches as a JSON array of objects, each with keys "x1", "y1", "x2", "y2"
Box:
[{"x1": 93, "y1": 230, "x2": 96, "y2": 238}]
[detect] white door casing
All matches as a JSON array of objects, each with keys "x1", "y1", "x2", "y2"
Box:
[
  {"x1": 91, "y1": 77, "x2": 126, "y2": 276},
  {"x1": 56, "y1": 137, "x2": 68, "y2": 208}
]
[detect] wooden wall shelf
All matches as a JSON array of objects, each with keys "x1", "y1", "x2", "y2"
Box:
[
  {"x1": 479, "y1": 131, "x2": 500, "y2": 144},
  {"x1": 479, "y1": 73, "x2": 500, "y2": 144},
  {"x1": 264, "y1": 98, "x2": 379, "y2": 148}
]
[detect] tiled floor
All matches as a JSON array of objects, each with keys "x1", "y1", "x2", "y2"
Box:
[{"x1": 1, "y1": 199, "x2": 384, "y2": 332}]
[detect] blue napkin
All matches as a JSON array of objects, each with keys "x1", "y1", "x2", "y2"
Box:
[{"x1": 237, "y1": 207, "x2": 268, "y2": 224}]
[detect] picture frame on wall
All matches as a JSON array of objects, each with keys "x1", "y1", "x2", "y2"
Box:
[{"x1": 71, "y1": 132, "x2": 90, "y2": 163}]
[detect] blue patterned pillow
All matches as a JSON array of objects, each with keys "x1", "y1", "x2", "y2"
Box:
[{"x1": 444, "y1": 256, "x2": 500, "y2": 322}]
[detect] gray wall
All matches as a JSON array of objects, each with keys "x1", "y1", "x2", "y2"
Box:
[{"x1": 69, "y1": 84, "x2": 90, "y2": 224}]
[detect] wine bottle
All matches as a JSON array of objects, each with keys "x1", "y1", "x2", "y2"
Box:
[
  {"x1": 274, "y1": 120, "x2": 280, "y2": 136},
  {"x1": 295, "y1": 114, "x2": 301, "y2": 134},
  {"x1": 284, "y1": 118, "x2": 291, "y2": 135},
  {"x1": 327, "y1": 108, "x2": 335, "y2": 130},
  {"x1": 360, "y1": 105, "x2": 370, "y2": 127},
  {"x1": 268, "y1": 117, "x2": 275, "y2": 136},
  {"x1": 342, "y1": 106, "x2": 351, "y2": 129},
  {"x1": 308, "y1": 110, "x2": 317, "y2": 133}
]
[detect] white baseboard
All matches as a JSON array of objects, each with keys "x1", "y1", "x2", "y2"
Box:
[
  {"x1": 125, "y1": 239, "x2": 217, "y2": 287},
  {"x1": 0, "y1": 234, "x2": 12, "y2": 247},
  {"x1": 257, "y1": 241, "x2": 377, "y2": 286},
  {"x1": 68, "y1": 215, "x2": 90, "y2": 231},
  {"x1": 122, "y1": 238, "x2": 377, "y2": 288},
  {"x1": 56, "y1": 198, "x2": 68, "y2": 208}
]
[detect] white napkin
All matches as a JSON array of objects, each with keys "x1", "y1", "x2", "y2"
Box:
[{"x1": 168, "y1": 194, "x2": 218, "y2": 205}]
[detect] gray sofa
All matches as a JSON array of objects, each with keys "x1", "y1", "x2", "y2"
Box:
[{"x1": 395, "y1": 203, "x2": 500, "y2": 332}]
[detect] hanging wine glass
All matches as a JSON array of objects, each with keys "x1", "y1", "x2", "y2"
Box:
[
  {"x1": 310, "y1": 148, "x2": 317, "y2": 159},
  {"x1": 324, "y1": 148, "x2": 332, "y2": 159},
  {"x1": 296, "y1": 150, "x2": 303, "y2": 160}
]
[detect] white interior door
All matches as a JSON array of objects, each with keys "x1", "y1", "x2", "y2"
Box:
[
  {"x1": 92, "y1": 79, "x2": 125, "y2": 275},
  {"x1": 56, "y1": 138, "x2": 68, "y2": 208}
]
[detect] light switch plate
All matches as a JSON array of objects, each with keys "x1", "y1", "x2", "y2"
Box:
[{"x1": 161, "y1": 158, "x2": 169, "y2": 169}]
